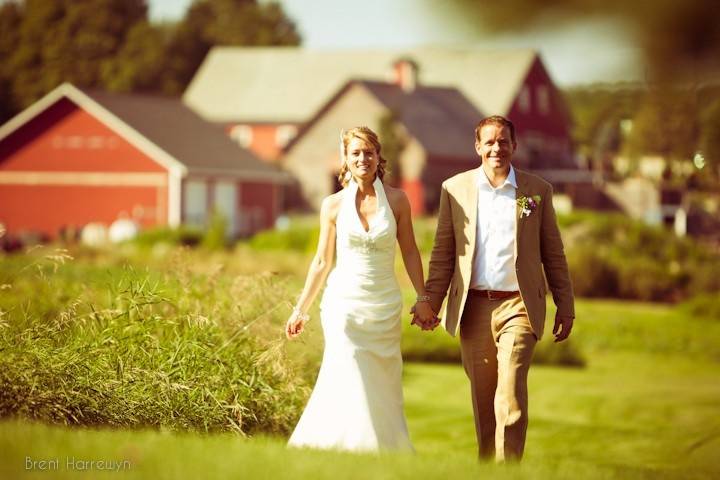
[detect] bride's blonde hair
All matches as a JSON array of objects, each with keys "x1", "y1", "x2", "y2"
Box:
[{"x1": 338, "y1": 127, "x2": 387, "y2": 188}]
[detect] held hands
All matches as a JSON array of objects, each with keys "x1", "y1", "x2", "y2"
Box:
[
  {"x1": 553, "y1": 313, "x2": 574, "y2": 342},
  {"x1": 410, "y1": 301, "x2": 441, "y2": 331}
]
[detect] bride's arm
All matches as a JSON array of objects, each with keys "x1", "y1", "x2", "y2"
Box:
[
  {"x1": 392, "y1": 190, "x2": 437, "y2": 329},
  {"x1": 286, "y1": 195, "x2": 339, "y2": 339}
]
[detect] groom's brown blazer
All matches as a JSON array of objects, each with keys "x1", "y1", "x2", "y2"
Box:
[{"x1": 426, "y1": 167, "x2": 574, "y2": 339}]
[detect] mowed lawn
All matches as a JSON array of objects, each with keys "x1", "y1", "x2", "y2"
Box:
[{"x1": 2, "y1": 349, "x2": 719, "y2": 479}]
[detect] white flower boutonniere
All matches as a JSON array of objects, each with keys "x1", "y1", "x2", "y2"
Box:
[{"x1": 517, "y1": 194, "x2": 542, "y2": 218}]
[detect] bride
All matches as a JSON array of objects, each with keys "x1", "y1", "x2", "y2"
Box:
[{"x1": 285, "y1": 126, "x2": 438, "y2": 452}]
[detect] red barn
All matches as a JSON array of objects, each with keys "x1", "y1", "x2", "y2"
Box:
[{"x1": 0, "y1": 83, "x2": 288, "y2": 240}]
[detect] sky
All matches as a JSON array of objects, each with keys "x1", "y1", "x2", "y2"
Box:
[{"x1": 150, "y1": 0, "x2": 645, "y2": 86}]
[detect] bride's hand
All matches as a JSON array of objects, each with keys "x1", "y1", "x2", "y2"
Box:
[
  {"x1": 285, "y1": 311, "x2": 307, "y2": 339},
  {"x1": 412, "y1": 302, "x2": 438, "y2": 331}
]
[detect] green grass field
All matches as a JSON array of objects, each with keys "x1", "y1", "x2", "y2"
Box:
[
  {"x1": 1, "y1": 243, "x2": 719, "y2": 479},
  {"x1": 2, "y1": 352, "x2": 718, "y2": 479}
]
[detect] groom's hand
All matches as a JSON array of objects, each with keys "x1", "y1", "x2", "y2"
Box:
[
  {"x1": 410, "y1": 303, "x2": 440, "y2": 331},
  {"x1": 553, "y1": 314, "x2": 574, "y2": 342}
]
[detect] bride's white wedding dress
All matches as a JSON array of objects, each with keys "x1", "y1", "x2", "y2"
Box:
[{"x1": 288, "y1": 176, "x2": 413, "y2": 452}]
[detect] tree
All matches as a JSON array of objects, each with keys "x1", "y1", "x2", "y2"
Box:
[
  {"x1": 101, "y1": 20, "x2": 169, "y2": 93},
  {"x1": 6, "y1": 0, "x2": 147, "y2": 110},
  {"x1": 625, "y1": 88, "x2": 700, "y2": 161},
  {"x1": 0, "y1": 0, "x2": 301, "y2": 121},
  {"x1": 378, "y1": 111, "x2": 406, "y2": 187},
  {"x1": 0, "y1": 1, "x2": 22, "y2": 122},
  {"x1": 160, "y1": 0, "x2": 301, "y2": 95},
  {"x1": 698, "y1": 99, "x2": 720, "y2": 183}
]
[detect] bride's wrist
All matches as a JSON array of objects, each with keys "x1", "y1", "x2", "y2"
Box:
[
  {"x1": 293, "y1": 306, "x2": 310, "y2": 322},
  {"x1": 416, "y1": 294, "x2": 430, "y2": 303}
]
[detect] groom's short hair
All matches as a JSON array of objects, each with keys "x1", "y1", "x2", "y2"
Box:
[{"x1": 475, "y1": 116, "x2": 516, "y2": 145}]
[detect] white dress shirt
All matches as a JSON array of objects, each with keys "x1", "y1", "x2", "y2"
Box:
[{"x1": 469, "y1": 166, "x2": 520, "y2": 291}]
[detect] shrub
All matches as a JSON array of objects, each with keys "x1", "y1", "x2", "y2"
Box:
[
  {"x1": 132, "y1": 226, "x2": 203, "y2": 248},
  {"x1": 247, "y1": 224, "x2": 319, "y2": 253},
  {"x1": 533, "y1": 338, "x2": 586, "y2": 367},
  {"x1": 201, "y1": 211, "x2": 229, "y2": 251},
  {"x1": 0, "y1": 249, "x2": 308, "y2": 435},
  {"x1": 400, "y1": 317, "x2": 586, "y2": 368},
  {"x1": 681, "y1": 294, "x2": 720, "y2": 322},
  {"x1": 566, "y1": 245, "x2": 619, "y2": 298},
  {"x1": 614, "y1": 257, "x2": 677, "y2": 302},
  {"x1": 560, "y1": 210, "x2": 720, "y2": 302}
]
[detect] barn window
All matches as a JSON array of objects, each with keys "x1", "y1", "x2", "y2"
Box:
[
  {"x1": 230, "y1": 125, "x2": 253, "y2": 148},
  {"x1": 536, "y1": 85, "x2": 551, "y2": 116},
  {"x1": 518, "y1": 86, "x2": 531, "y2": 113}
]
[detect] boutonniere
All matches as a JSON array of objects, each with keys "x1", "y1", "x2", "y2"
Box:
[{"x1": 517, "y1": 194, "x2": 542, "y2": 218}]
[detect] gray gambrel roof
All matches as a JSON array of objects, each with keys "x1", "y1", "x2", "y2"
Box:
[
  {"x1": 0, "y1": 83, "x2": 287, "y2": 181},
  {"x1": 85, "y1": 90, "x2": 283, "y2": 177},
  {"x1": 183, "y1": 47, "x2": 539, "y2": 123},
  {"x1": 286, "y1": 80, "x2": 483, "y2": 160}
]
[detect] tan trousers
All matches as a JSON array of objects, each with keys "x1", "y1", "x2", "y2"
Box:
[{"x1": 459, "y1": 291, "x2": 537, "y2": 462}]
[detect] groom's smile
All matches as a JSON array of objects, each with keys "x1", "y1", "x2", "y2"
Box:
[{"x1": 476, "y1": 124, "x2": 516, "y2": 173}]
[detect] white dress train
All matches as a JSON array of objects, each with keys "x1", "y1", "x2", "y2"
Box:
[{"x1": 288, "y1": 176, "x2": 414, "y2": 453}]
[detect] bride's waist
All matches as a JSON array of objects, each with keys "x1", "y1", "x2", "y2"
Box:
[
  {"x1": 326, "y1": 268, "x2": 398, "y2": 288},
  {"x1": 330, "y1": 264, "x2": 396, "y2": 278}
]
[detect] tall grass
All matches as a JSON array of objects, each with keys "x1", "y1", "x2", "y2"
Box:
[{"x1": 0, "y1": 246, "x2": 309, "y2": 435}]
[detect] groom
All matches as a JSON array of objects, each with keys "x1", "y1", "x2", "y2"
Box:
[{"x1": 413, "y1": 115, "x2": 575, "y2": 462}]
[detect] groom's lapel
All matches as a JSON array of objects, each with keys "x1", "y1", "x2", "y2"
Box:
[
  {"x1": 464, "y1": 170, "x2": 478, "y2": 256},
  {"x1": 514, "y1": 169, "x2": 530, "y2": 259}
]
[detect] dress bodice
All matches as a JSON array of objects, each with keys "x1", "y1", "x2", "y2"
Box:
[{"x1": 334, "y1": 176, "x2": 397, "y2": 277}]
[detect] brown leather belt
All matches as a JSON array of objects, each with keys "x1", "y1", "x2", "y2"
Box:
[{"x1": 469, "y1": 289, "x2": 519, "y2": 300}]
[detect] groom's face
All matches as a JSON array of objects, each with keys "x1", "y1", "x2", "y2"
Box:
[{"x1": 475, "y1": 124, "x2": 516, "y2": 171}]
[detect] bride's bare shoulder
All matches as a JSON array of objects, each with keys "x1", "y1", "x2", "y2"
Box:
[
  {"x1": 383, "y1": 185, "x2": 410, "y2": 208},
  {"x1": 320, "y1": 191, "x2": 344, "y2": 219}
]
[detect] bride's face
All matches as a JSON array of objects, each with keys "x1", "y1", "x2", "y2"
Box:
[{"x1": 346, "y1": 137, "x2": 378, "y2": 181}]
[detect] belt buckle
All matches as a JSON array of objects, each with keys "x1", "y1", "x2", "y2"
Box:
[{"x1": 486, "y1": 290, "x2": 498, "y2": 300}]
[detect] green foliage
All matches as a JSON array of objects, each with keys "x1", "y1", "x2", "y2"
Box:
[
  {"x1": 3, "y1": 346, "x2": 720, "y2": 478},
  {"x1": 399, "y1": 288, "x2": 587, "y2": 367},
  {"x1": 562, "y1": 211, "x2": 719, "y2": 302},
  {"x1": 532, "y1": 337, "x2": 586, "y2": 367},
  {"x1": 0, "y1": 2, "x2": 22, "y2": 121},
  {"x1": 3, "y1": 242, "x2": 720, "y2": 480},
  {"x1": 114, "y1": 0, "x2": 301, "y2": 96},
  {"x1": 8, "y1": 0, "x2": 147, "y2": 109},
  {"x1": 0, "y1": 247, "x2": 308, "y2": 434},
  {"x1": 201, "y1": 210, "x2": 229, "y2": 251},
  {"x1": 625, "y1": 88, "x2": 700, "y2": 161},
  {"x1": 378, "y1": 110, "x2": 406, "y2": 186},
  {"x1": 699, "y1": 98, "x2": 720, "y2": 182},
  {"x1": 681, "y1": 294, "x2": 720, "y2": 322},
  {"x1": 132, "y1": 226, "x2": 204, "y2": 248},
  {"x1": 101, "y1": 20, "x2": 169, "y2": 93},
  {"x1": 0, "y1": 0, "x2": 301, "y2": 122},
  {"x1": 246, "y1": 221, "x2": 319, "y2": 254},
  {"x1": 562, "y1": 86, "x2": 644, "y2": 159}
]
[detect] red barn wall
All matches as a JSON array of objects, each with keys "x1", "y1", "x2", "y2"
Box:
[
  {"x1": 0, "y1": 98, "x2": 169, "y2": 237},
  {"x1": 240, "y1": 181, "x2": 278, "y2": 232},
  {"x1": 506, "y1": 57, "x2": 574, "y2": 169},
  {"x1": 0, "y1": 185, "x2": 165, "y2": 235}
]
